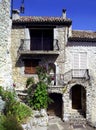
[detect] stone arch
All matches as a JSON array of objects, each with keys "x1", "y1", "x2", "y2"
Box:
[
  {"x1": 47, "y1": 93, "x2": 63, "y2": 118},
  {"x1": 70, "y1": 84, "x2": 86, "y2": 117}
]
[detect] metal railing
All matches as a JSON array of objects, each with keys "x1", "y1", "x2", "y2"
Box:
[
  {"x1": 49, "y1": 69, "x2": 89, "y2": 87},
  {"x1": 19, "y1": 39, "x2": 59, "y2": 51},
  {"x1": 72, "y1": 69, "x2": 89, "y2": 79}
]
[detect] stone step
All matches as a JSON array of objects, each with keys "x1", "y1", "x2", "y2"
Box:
[
  {"x1": 69, "y1": 118, "x2": 86, "y2": 125},
  {"x1": 69, "y1": 111, "x2": 86, "y2": 125}
]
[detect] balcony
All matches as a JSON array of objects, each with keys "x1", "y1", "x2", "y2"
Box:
[
  {"x1": 19, "y1": 39, "x2": 60, "y2": 55},
  {"x1": 72, "y1": 69, "x2": 89, "y2": 79},
  {"x1": 48, "y1": 69, "x2": 90, "y2": 88}
]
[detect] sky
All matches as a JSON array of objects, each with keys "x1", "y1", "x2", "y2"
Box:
[{"x1": 13, "y1": 0, "x2": 96, "y2": 31}]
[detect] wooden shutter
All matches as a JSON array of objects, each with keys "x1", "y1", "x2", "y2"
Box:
[
  {"x1": 24, "y1": 60, "x2": 32, "y2": 74},
  {"x1": 24, "y1": 60, "x2": 39, "y2": 74},
  {"x1": 31, "y1": 60, "x2": 38, "y2": 74}
]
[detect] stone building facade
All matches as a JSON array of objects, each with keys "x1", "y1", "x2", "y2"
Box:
[
  {"x1": 0, "y1": 0, "x2": 13, "y2": 89},
  {"x1": 11, "y1": 9, "x2": 96, "y2": 127}
]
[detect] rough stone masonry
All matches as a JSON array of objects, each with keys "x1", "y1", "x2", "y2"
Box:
[{"x1": 0, "y1": 0, "x2": 13, "y2": 89}]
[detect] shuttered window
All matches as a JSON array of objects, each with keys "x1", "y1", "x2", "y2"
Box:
[
  {"x1": 73, "y1": 52, "x2": 87, "y2": 77},
  {"x1": 30, "y1": 29, "x2": 53, "y2": 50},
  {"x1": 24, "y1": 60, "x2": 39, "y2": 74}
]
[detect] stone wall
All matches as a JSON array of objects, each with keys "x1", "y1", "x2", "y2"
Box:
[
  {"x1": 64, "y1": 43, "x2": 96, "y2": 126},
  {"x1": 11, "y1": 27, "x2": 26, "y2": 89},
  {"x1": 0, "y1": 0, "x2": 13, "y2": 89},
  {"x1": 11, "y1": 26, "x2": 68, "y2": 90}
]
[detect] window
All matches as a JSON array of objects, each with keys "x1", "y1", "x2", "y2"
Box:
[
  {"x1": 24, "y1": 59, "x2": 39, "y2": 74},
  {"x1": 30, "y1": 29, "x2": 53, "y2": 50},
  {"x1": 73, "y1": 52, "x2": 87, "y2": 77}
]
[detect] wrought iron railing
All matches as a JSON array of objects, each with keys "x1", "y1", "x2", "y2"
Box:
[
  {"x1": 19, "y1": 39, "x2": 59, "y2": 51},
  {"x1": 72, "y1": 69, "x2": 89, "y2": 79},
  {"x1": 49, "y1": 69, "x2": 90, "y2": 86}
]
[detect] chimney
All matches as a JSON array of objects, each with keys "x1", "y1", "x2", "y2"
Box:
[
  {"x1": 12, "y1": 9, "x2": 20, "y2": 20},
  {"x1": 62, "y1": 9, "x2": 66, "y2": 19}
]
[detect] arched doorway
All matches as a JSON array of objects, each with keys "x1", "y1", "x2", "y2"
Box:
[
  {"x1": 71, "y1": 85, "x2": 86, "y2": 116},
  {"x1": 47, "y1": 93, "x2": 62, "y2": 118}
]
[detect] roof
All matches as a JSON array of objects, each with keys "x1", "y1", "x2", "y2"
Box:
[
  {"x1": 12, "y1": 16, "x2": 72, "y2": 26},
  {"x1": 68, "y1": 30, "x2": 96, "y2": 42}
]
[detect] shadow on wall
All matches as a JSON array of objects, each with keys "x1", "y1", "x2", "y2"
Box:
[
  {"x1": 47, "y1": 93, "x2": 63, "y2": 118},
  {"x1": 70, "y1": 84, "x2": 86, "y2": 118}
]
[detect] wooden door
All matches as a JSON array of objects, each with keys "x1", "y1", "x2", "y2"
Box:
[{"x1": 72, "y1": 85, "x2": 82, "y2": 109}]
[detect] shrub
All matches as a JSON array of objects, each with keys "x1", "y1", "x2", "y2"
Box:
[
  {"x1": 0, "y1": 86, "x2": 4, "y2": 96},
  {"x1": 31, "y1": 81, "x2": 52, "y2": 110},
  {"x1": 0, "y1": 115, "x2": 5, "y2": 130},
  {"x1": 27, "y1": 84, "x2": 37, "y2": 107},
  {"x1": 0, "y1": 114, "x2": 23, "y2": 130},
  {"x1": 26, "y1": 66, "x2": 53, "y2": 110},
  {"x1": 5, "y1": 100, "x2": 32, "y2": 123},
  {"x1": 0, "y1": 86, "x2": 16, "y2": 102},
  {"x1": 0, "y1": 86, "x2": 32, "y2": 123},
  {"x1": 26, "y1": 77, "x2": 35, "y2": 87},
  {"x1": 10, "y1": 102, "x2": 32, "y2": 123}
]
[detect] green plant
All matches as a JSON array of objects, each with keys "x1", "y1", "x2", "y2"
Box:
[
  {"x1": 0, "y1": 115, "x2": 5, "y2": 130},
  {"x1": 0, "y1": 86, "x2": 16, "y2": 102},
  {"x1": 27, "y1": 84, "x2": 37, "y2": 107},
  {"x1": 36, "y1": 65, "x2": 51, "y2": 84},
  {"x1": 3, "y1": 90, "x2": 17, "y2": 115},
  {"x1": 26, "y1": 77, "x2": 35, "y2": 87},
  {"x1": 36, "y1": 66, "x2": 48, "y2": 81},
  {"x1": 5, "y1": 100, "x2": 32, "y2": 123},
  {"x1": 0, "y1": 114, "x2": 23, "y2": 130},
  {"x1": 26, "y1": 65, "x2": 53, "y2": 110},
  {"x1": 11, "y1": 102, "x2": 32, "y2": 123},
  {"x1": 0, "y1": 86, "x2": 4, "y2": 97},
  {"x1": 31, "y1": 81, "x2": 52, "y2": 110},
  {"x1": 0, "y1": 87, "x2": 32, "y2": 123}
]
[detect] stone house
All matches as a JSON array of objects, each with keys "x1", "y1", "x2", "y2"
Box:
[
  {"x1": 3, "y1": 6, "x2": 95, "y2": 128},
  {"x1": 0, "y1": 0, "x2": 95, "y2": 128}
]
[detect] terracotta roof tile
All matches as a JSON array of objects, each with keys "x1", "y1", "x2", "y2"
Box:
[
  {"x1": 12, "y1": 16, "x2": 72, "y2": 25},
  {"x1": 68, "y1": 30, "x2": 96, "y2": 42},
  {"x1": 72, "y1": 30, "x2": 96, "y2": 38}
]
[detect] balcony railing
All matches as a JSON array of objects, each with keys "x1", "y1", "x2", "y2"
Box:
[
  {"x1": 49, "y1": 69, "x2": 89, "y2": 87},
  {"x1": 19, "y1": 39, "x2": 59, "y2": 51},
  {"x1": 72, "y1": 69, "x2": 89, "y2": 79}
]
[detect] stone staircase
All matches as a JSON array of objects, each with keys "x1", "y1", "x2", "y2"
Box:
[{"x1": 69, "y1": 110, "x2": 86, "y2": 125}]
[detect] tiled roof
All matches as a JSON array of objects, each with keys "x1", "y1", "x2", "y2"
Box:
[
  {"x1": 68, "y1": 30, "x2": 96, "y2": 42},
  {"x1": 12, "y1": 16, "x2": 72, "y2": 25}
]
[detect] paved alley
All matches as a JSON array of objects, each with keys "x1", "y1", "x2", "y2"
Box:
[{"x1": 47, "y1": 116, "x2": 96, "y2": 130}]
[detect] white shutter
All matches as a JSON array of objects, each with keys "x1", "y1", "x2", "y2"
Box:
[
  {"x1": 73, "y1": 53, "x2": 79, "y2": 69},
  {"x1": 73, "y1": 53, "x2": 79, "y2": 77},
  {"x1": 53, "y1": 28, "x2": 59, "y2": 50},
  {"x1": 79, "y1": 53, "x2": 87, "y2": 77},
  {"x1": 73, "y1": 52, "x2": 87, "y2": 77},
  {"x1": 80, "y1": 53, "x2": 87, "y2": 69},
  {"x1": 24, "y1": 28, "x2": 30, "y2": 50}
]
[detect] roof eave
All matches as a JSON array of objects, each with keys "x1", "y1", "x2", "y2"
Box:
[
  {"x1": 68, "y1": 37, "x2": 96, "y2": 42},
  {"x1": 12, "y1": 20, "x2": 72, "y2": 27}
]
